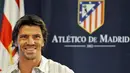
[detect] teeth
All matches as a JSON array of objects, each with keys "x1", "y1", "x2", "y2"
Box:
[{"x1": 24, "y1": 48, "x2": 36, "y2": 50}]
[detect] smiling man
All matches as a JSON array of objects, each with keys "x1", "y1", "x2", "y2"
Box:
[{"x1": 5, "y1": 15, "x2": 74, "y2": 73}]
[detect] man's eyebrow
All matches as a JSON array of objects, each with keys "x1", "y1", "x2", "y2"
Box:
[
  {"x1": 33, "y1": 34, "x2": 42, "y2": 37},
  {"x1": 19, "y1": 34, "x2": 27, "y2": 36},
  {"x1": 33, "y1": 34, "x2": 41, "y2": 36}
]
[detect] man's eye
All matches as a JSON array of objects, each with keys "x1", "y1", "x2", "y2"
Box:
[
  {"x1": 20, "y1": 35, "x2": 28, "y2": 39},
  {"x1": 33, "y1": 35, "x2": 41, "y2": 39}
]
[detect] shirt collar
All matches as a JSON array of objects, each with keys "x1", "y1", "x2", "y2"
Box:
[
  {"x1": 11, "y1": 56, "x2": 48, "y2": 73},
  {"x1": 10, "y1": 62, "x2": 19, "y2": 73},
  {"x1": 36, "y1": 56, "x2": 48, "y2": 72}
]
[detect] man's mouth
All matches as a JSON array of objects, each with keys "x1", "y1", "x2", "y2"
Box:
[
  {"x1": 24, "y1": 47, "x2": 36, "y2": 53},
  {"x1": 25, "y1": 48, "x2": 36, "y2": 50}
]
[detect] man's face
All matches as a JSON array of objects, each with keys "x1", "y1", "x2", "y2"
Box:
[{"x1": 17, "y1": 25, "x2": 44, "y2": 60}]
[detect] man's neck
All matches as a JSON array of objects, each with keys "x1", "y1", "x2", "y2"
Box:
[{"x1": 19, "y1": 56, "x2": 41, "y2": 73}]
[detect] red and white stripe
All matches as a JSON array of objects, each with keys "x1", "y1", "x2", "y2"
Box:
[
  {"x1": 0, "y1": 0, "x2": 24, "y2": 72},
  {"x1": 80, "y1": 2, "x2": 104, "y2": 34}
]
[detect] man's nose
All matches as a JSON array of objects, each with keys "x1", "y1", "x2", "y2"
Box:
[{"x1": 27, "y1": 37, "x2": 35, "y2": 45}]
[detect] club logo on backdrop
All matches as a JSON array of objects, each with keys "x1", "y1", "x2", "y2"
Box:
[
  {"x1": 51, "y1": 0, "x2": 130, "y2": 48},
  {"x1": 78, "y1": 0, "x2": 105, "y2": 34}
]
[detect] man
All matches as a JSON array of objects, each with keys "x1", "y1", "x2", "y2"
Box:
[{"x1": 5, "y1": 15, "x2": 74, "y2": 73}]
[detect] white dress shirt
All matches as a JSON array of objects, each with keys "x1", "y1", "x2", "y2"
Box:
[{"x1": 4, "y1": 56, "x2": 74, "y2": 73}]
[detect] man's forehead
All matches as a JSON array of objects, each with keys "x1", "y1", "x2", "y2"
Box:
[
  {"x1": 18, "y1": 25, "x2": 42, "y2": 34},
  {"x1": 20, "y1": 25, "x2": 40, "y2": 29}
]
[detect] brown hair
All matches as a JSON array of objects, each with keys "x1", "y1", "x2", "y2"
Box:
[{"x1": 12, "y1": 15, "x2": 48, "y2": 47}]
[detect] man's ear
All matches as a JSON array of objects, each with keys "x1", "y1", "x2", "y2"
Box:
[
  {"x1": 42, "y1": 43, "x2": 44, "y2": 47},
  {"x1": 14, "y1": 41, "x2": 18, "y2": 47},
  {"x1": 42, "y1": 40, "x2": 45, "y2": 47},
  {"x1": 15, "y1": 43, "x2": 18, "y2": 47}
]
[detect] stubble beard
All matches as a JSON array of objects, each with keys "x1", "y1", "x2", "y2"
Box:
[{"x1": 24, "y1": 52, "x2": 36, "y2": 60}]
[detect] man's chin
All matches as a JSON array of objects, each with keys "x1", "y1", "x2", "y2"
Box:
[
  {"x1": 26, "y1": 57, "x2": 36, "y2": 60},
  {"x1": 25, "y1": 55, "x2": 36, "y2": 60}
]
